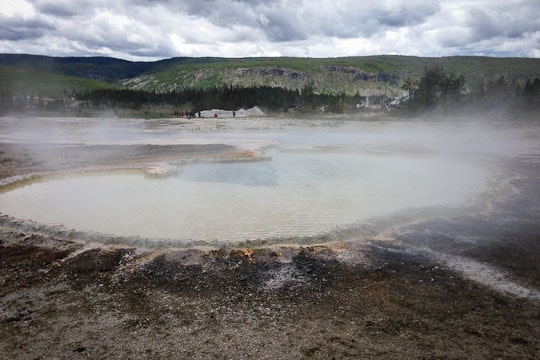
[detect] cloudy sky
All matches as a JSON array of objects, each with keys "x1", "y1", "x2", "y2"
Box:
[{"x1": 1, "y1": 0, "x2": 539, "y2": 61}]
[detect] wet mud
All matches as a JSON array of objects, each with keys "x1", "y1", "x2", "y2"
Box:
[{"x1": 1, "y1": 136, "x2": 539, "y2": 359}]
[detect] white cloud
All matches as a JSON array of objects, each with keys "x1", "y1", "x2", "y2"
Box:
[
  {"x1": 0, "y1": 0, "x2": 537, "y2": 60},
  {"x1": 0, "y1": 0, "x2": 35, "y2": 17}
]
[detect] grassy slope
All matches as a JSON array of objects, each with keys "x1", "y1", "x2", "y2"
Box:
[
  {"x1": 147, "y1": 55, "x2": 540, "y2": 77},
  {"x1": 131, "y1": 56, "x2": 540, "y2": 95},
  {"x1": 1, "y1": 54, "x2": 539, "y2": 97}
]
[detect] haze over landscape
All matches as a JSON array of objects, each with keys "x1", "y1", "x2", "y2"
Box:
[
  {"x1": 1, "y1": 1, "x2": 540, "y2": 359},
  {"x1": 1, "y1": 0, "x2": 539, "y2": 60}
]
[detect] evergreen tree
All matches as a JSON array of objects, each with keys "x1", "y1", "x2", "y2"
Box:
[{"x1": 410, "y1": 66, "x2": 465, "y2": 108}]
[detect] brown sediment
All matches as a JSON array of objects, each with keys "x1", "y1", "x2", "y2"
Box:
[
  {"x1": 0, "y1": 140, "x2": 539, "y2": 359},
  {"x1": 0, "y1": 143, "x2": 240, "y2": 179}
]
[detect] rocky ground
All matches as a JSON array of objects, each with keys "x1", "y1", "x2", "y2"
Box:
[{"x1": 0, "y1": 141, "x2": 539, "y2": 359}]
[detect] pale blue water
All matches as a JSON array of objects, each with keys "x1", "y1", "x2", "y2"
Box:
[
  {"x1": 0, "y1": 147, "x2": 488, "y2": 242},
  {"x1": 3, "y1": 116, "x2": 536, "y2": 244}
]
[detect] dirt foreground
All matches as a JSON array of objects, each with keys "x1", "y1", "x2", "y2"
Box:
[{"x1": 0, "y1": 138, "x2": 539, "y2": 359}]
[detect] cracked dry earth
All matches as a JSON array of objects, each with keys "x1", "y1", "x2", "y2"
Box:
[{"x1": 0, "y1": 143, "x2": 539, "y2": 359}]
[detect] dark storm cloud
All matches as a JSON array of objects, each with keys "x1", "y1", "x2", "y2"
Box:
[
  {"x1": 0, "y1": 0, "x2": 538, "y2": 59},
  {"x1": 469, "y1": 2, "x2": 540, "y2": 39},
  {"x1": 436, "y1": 1, "x2": 540, "y2": 51},
  {"x1": 257, "y1": 12, "x2": 308, "y2": 42},
  {"x1": 30, "y1": 0, "x2": 103, "y2": 17},
  {"x1": 0, "y1": 16, "x2": 54, "y2": 41},
  {"x1": 467, "y1": 8, "x2": 499, "y2": 40},
  {"x1": 373, "y1": 2, "x2": 440, "y2": 27},
  {"x1": 33, "y1": 2, "x2": 79, "y2": 17},
  {"x1": 179, "y1": 0, "x2": 440, "y2": 41}
]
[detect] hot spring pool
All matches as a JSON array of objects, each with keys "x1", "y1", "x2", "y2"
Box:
[{"x1": 0, "y1": 147, "x2": 489, "y2": 243}]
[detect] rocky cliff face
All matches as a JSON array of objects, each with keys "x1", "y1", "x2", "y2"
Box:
[{"x1": 121, "y1": 65, "x2": 402, "y2": 97}]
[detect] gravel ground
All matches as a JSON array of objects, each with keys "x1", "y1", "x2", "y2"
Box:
[{"x1": 0, "y1": 138, "x2": 539, "y2": 359}]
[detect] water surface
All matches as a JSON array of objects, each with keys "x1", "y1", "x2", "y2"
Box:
[
  {"x1": 2, "y1": 116, "x2": 538, "y2": 244},
  {"x1": 0, "y1": 147, "x2": 488, "y2": 242}
]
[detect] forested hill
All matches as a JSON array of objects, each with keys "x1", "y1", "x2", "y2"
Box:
[
  {"x1": 1, "y1": 54, "x2": 540, "y2": 98},
  {"x1": 0, "y1": 54, "x2": 152, "y2": 82}
]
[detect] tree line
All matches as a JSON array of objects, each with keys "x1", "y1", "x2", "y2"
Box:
[
  {"x1": 402, "y1": 65, "x2": 540, "y2": 111},
  {"x1": 2, "y1": 66, "x2": 540, "y2": 115},
  {"x1": 75, "y1": 84, "x2": 373, "y2": 114}
]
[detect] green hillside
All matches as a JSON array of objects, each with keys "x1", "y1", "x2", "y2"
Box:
[
  {"x1": 1, "y1": 54, "x2": 539, "y2": 99},
  {"x1": 121, "y1": 55, "x2": 540, "y2": 97},
  {"x1": 0, "y1": 54, "x2": 152, "y2": 83}
]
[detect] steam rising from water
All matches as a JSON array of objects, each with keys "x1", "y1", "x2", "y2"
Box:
[
  {"x1": 0, "y1": 116, "x2": 538, "y2": 244},
  {"x1": 0, "y1": 148, "x2": 489, "y2": 242}
]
